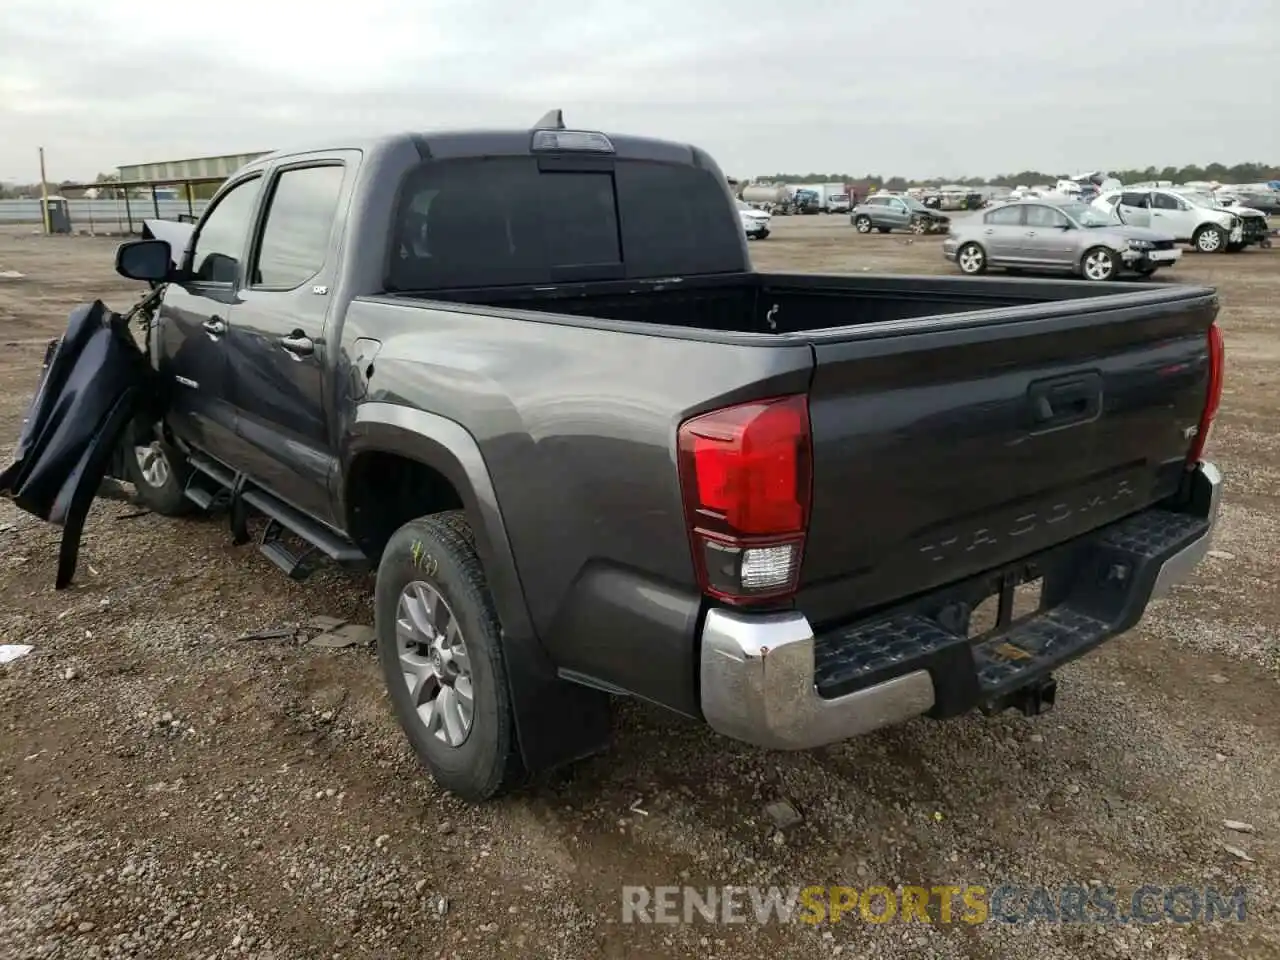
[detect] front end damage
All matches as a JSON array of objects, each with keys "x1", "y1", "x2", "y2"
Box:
[{"x1": 0, "y1": 296, "x2": 162, "y2": 588}]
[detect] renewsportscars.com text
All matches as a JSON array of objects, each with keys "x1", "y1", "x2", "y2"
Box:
[{"x1": 621, "y1": 884, "x2": 1248, "y2": 926}]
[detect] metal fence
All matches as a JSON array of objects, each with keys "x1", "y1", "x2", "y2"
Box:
[{"x1": 0, "y1": 198, "x2": 211, "y2": 232}]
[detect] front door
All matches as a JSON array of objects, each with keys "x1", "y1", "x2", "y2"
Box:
[
  {"x1": 157, "y1": 175, "x2": 263, "y2": 463},
  {"x1": 886, "y1": 198, "x2": 911, "y2": 229},
  {"x1": 1018, "y1": 203, "x2": 1076, "y2": 267},
  {"x1": 1149, "y1": 191, "x2": 1194, "y2": 240},
  {"x1": 225, "y1": 159, "x2": 351, "y2": 525}
]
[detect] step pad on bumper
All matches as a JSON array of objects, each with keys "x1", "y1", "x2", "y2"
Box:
[{"x1": 812, "y1": 505, "x2": 1212, "y2": 705}]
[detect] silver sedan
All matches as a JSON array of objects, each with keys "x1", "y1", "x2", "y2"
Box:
[{"x1": 942, "y1": 200, "x2": 1182, "y2": 281}]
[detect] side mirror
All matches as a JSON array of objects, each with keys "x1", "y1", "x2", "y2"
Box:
[{"x1": 115, "y1": 239, "x2": 173, "y2": 283}]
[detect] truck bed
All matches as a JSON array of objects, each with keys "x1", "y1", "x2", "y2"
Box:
[
  {"x1": 398, "y1": 271, "x2": 1189, "y2": 337},
  {"x1": 370, "y1": 273, "x2": 1217, "y2": 646}
]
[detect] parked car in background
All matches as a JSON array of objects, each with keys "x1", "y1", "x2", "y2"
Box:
[
  {"x1": 852, "y1": 193, "x2": 950, "y2": 235},
  {"x1": 827, "y1": 193, "x2": 852, "y2": 214},
  {"x1": 944, "y1": 200, "x2": 1181, "y2": 280},
  {"x1": 1094, "y1": 188, "x2": 1263, "y2": 253},
  {"x1": 736, "y1": 200, "x2": 771, "y2": 239}
]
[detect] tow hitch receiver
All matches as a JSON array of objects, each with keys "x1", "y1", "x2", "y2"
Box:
[{"x1": 982, "y1": 674, "x2": 1057, "y2": 717}]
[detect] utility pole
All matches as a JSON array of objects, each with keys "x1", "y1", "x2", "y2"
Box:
[{"x1": 38, "y1": 147, "x2": 51, "y2": 235}]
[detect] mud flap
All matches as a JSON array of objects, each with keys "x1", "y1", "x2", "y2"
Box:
[{"x1": 0, "y1": 300, "x2": 157, "y2": 588}]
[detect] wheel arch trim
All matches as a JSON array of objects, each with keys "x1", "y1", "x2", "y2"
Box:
[{"x1": 340, "y1": 401, "x2": 534, "y2": 643}]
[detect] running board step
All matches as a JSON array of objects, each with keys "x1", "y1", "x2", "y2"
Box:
[
  {"x1": 258, "y1": 518, "x2": 313, "y2": 580},
  {"x1": 183, "y1": 453, "x2": 367, "y2": 570},
  {"x1": 183, "y1": 474, "x2": 228, "y2": 512}
]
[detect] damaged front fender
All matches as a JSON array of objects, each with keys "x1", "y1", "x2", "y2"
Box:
[{"x1": 0, "y1": 300, "x2": 157, "y2": 588}]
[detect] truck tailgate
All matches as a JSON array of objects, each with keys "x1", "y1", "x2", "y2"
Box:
[{"x1": 799, "y1": 287, "x2": 1219, "y2": 624}]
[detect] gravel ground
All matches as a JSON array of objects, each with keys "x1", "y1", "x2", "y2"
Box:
[{"x1": 1, "y1": 219, "x2": 1279, "y2": 960}]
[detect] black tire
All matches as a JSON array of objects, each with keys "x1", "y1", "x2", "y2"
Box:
[
  {"x1": 1135, "y1": 265, "x2": 1159, "y2": 278},
  {"x1": 854, "y1": 215, "x2": 873, "y2": 234},
  {"x1": 375, "y1": 511, "x2": 522, "y2": 802},
  {"x1": 956, "y1": 242, "x2": 987, "y2": 275},
  {"x1": 121, "y1": 424, "x2": 192, "y2": 516},
  {"x1": 1193, "y1": 224, "x2": 1226, "y2": 254},
  {"x1": 756, "y1": 229, "x2": 770, "y2": 240},
  {"x1": 910, "y1": 218, "x2": 927, "y2": 235},
  {"x1": 1225, "y1": 241, "x2": 1245, "y2": 253},
  {"x1": 1080, "y1": 245, "x2": 1120, "y2": 281}
]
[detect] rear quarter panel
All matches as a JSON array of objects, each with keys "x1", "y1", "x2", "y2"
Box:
[{"x1": 340, "y1": 299, "x2": 813, "y2": 714}]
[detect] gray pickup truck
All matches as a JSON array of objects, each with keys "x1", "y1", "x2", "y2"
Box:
[{"x1": 3, "y1": 114, "x2": 1224, "y2": 802}]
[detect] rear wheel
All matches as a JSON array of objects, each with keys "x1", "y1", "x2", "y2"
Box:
[
  {"x1": 1081, "y1": 246, "x2": 1119, "y2": 281},
  {"x1": 956, "y1": 242, "x2": 987, "y2": 275},
  {"x1": 375, "y1": 511, "x2": 523, "y2": 802},
  {"x1": 854, "y1": 215, "x2": 872, "y2": 234},
  {"x1": 1193, "y1": 224, "x2": 1226, "y2": 253}
]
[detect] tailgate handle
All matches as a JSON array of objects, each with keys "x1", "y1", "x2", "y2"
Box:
[{"x1": 1027, "y1": 373, "x2": 1102, "y2": 429}]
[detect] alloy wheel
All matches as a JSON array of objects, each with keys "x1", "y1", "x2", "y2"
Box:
[{"x1": 396, "y1": 580, "x2": 474, "y2": 747}]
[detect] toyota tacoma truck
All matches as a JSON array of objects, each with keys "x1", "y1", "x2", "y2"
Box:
[{"x1": 2, "y1": 113, "x2": 1224, "y2": 802}]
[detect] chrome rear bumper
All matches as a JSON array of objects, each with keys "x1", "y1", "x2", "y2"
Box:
[{"x1": 699, "y1": 461, "x2": 1222, "y2": 750}]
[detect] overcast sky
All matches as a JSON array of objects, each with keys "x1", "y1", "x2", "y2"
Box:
[{"x1": 1, "y1": 0, "x2": 1275, "y2": 183}]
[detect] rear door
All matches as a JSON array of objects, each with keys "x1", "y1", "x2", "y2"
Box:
[
  {"x1": 978, "y1": 204, "x2": 1026, "y2": 263},
  {"x1": 1115, "y1": 190, "x2": 1152, "y2": 229},
  {"x1": 798, "y1": 289, "x2": 1217, "y2": 624},
  {"x1": 224, "y1": 157, "x2": 352, "y2": 524},
  {"x1": 157, "y1": 174, "x2": 263, "y2": 461}
]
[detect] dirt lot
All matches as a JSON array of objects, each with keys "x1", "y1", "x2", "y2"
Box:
[{"x1": 2, "y1": 217, "x2": 1278, "y2": 960}]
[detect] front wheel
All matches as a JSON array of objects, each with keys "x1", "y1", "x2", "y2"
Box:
[
  {"x1": 1135, "y1": 265, "x2": 1159, "y2": 278},
  {"x1": 121, "y1": 424, "x2": 191, "y2": 516},
  {"x1": 1193, "y1": 224, "x2": 1226, "y2": 253},
  {"x1": 375, "y1": 511, "x2": 523, "y2": 802},
  {"x1": 853, "y1": 215, "x2": 873, "y2": 234},
  {"x1": 956, "y1": 242, "x2": 987, "y2": 275},
  {"x1": 1081, "y1": 246, "x2": 1119, "y2": 281},
  {"x1": 910, "y1": 218, "x2": 928, "y2": 235}
]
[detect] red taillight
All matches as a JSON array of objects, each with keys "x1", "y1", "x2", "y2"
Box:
[
  {"x1": 1187, "y1": 322, "x2": 1225, "y2": 466},
  {"x1": 677, "y1": 395, "x2": 812, "y2": 605}
]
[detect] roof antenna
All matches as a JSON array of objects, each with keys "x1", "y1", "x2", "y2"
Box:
[{"x1": 533, "y1": 109, "x2": 565, "y2": 130}]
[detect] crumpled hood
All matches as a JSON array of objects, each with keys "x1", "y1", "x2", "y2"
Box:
[
  {"x1": 1219, "y1": 203, "x2": 1266, "y2": 219},
  {"x1": 141, "y1": 219, "x2": 194, "y2": 266}
]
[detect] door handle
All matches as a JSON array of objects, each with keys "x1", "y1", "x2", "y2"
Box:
[
  {"x1": 280, "y1": 333, "x2": 315, "y2": 359},
  {"x1": 1026, "y1": 231, "x2": 1037, "y2": 237},
  {"x1": 1027, "y1": 372, "x2": 1102, "y2": 430},
  {"x1": 202, "y1": 316, "x2": 226, "y2": 338},
  {"x1": 984, "y1": 229, "x2": 994, "y2": 235}
]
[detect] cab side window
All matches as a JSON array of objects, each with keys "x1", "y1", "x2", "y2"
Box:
[
  {"x1": 1025, "y1": 205, "x2": 1068, "y2": 228},
  {"x1": 1151, "y1": 192, "x2": 1181, "y2": 211},
  {"x1": 252, "y1": 165, "x2": 346, "y2": 289},
  {"x1": 190, "y1": 177, "x2": 262, "y2": 284}
]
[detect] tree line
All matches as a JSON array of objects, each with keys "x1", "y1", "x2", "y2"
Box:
[{"x1": 759, "y1": 161, "x2": 1280, "y2": 191}]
